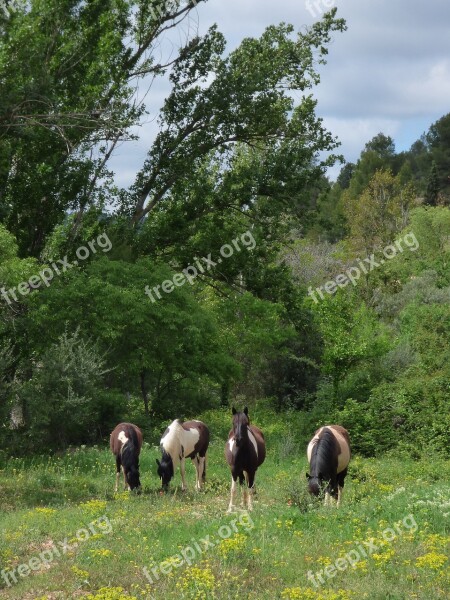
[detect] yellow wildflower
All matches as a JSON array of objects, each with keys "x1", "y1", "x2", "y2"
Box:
[
  {"x1": 217, "y1": 533, "x2": 247, "y2": 558},
  {"x1": 71, "y1": 565, "x2": 89, "y2": 578},
  {"x1": 86, "y1": 587, "x2": 137, "y2": 600},
  {"x1": 415, "y1": 552, "x2": 448, "y2": 569}
]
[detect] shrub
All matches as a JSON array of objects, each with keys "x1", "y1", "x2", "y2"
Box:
[{"x1": 19, "y1": 329, "x2": 109, "y2": 449}]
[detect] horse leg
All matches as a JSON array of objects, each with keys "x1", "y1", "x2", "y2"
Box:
[
  {"x1": 227, "y1": 475, "x2": 238, "y2": 512},
  {"x1": 180, "y1": 457, "x2": 187, "y2": 491},
  {"x1": 197, "y1": 456, "x2": 206, "y2": 490},
  {"x1": 115, "y1": 456, "x2": 121, "y2": 493},
  {"x1": 337, "y1": 469, "x2": 348, "y2": 507},
  {"x1": 324, "y1": 475, "x2": 338, "y2": 506},
  {"x1": 191, "y1": 457, "x2": 199, "y2": 490},
  {"x1": 123, "y1": 468, "x2": 129, "y2": 491},
  {"x1": 192, "y1": 456, "x2": 201, "y2": 491},
  {"x1": 242, "y1": 472, "x2": 248, "y2": 507},
  {"x1": 237, "y1": 473, "x2": 246, "y2": 507},
  {"x1": 201, "y1": 454, "x2": 206, "y2": 484},
  {"x1": 331, "y1": 489, "x2": 339, "y2": 506},
  {"x1": 330, "y1": 479, "x2": 339, "y2": 506},
  {"x1": 246, "y1": 472, "x2": 256, "y2": 511}
]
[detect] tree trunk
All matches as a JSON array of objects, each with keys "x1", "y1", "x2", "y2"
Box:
[
  {"x1": 140, "y1": 370, "x2": 149, "y2": 415},
  {"x1": 220, "y1": 381, "x2": 229, "y2": 407}
]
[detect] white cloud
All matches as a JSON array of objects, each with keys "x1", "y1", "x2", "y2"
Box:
[
  {"x1": 401, "y1": 60, "x2": 450, "y2": 115},
  {"x1": 323, "y1": 116, "x2": 401, "y2": 154},
  {"x1": 110, "y1": 0, "x2": 450, "y2": 185}
]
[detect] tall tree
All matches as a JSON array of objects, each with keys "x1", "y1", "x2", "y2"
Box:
[
  {"x1": 0, "y1": 0, "x2": 207, "y2": 255},
  {"x1": 127, "y1": 14, "x2": 346, "y2": 227},
  {"x1": 343, "y1": 133, "x2": 397, "y2": 201},
  {"x1": 25, "y1": 257, "x2": 238, "y2": 416},
  {"x1": 425, "y1": 113, "x2": 450, "y2": 198},
  {"x1": 1, "y1": 4, "x2": 346, "y2": 260},
  {"x1": 425, "y1": 161, "x2": 440, "y2": 206},
  {"x1": 337, "y1": 162, "x2": 355, "y2": 190},
  {"x1": 343, "y1": 169, "x2": 416, "y2": 255}
]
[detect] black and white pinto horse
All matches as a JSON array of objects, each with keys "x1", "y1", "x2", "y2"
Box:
[
  {"x1": 306, "y1": 425, "x2": 351, "y2": 507},
  {"x1": 156, "y1": 419, "x2": 210, "y2": 491},
  {"x1": 110, "y1": 422, "x2": 143, "y2": 492},
  {"x1": 225, "y1": 407, "x2": 266, "y2": 512}
]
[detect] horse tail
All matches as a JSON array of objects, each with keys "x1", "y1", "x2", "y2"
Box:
[
  {"x1": 310, "y1": 427, "x2": 336, "y2": 478},
  {"x1": 128, "y1": 426, "x2": 141, "y2": 454},
  {"x1": 120, "y1": 425, "x2": 141, "y2": 471}
]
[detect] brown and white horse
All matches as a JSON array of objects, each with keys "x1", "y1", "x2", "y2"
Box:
[
  {"x1": 306, "y1": 425, "x2": 350, "y2": 507},
  {"x1": 156, "y1": 419, "x2": 209, "y2": 491},
  {"x1": 225, "y1": 407, "x2": 266, "y2": 512},
  {"x1": 110, "y1": 423, "x2": 143, "y2": 492}
]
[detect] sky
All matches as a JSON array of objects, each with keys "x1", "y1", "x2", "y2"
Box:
[{"x1": 109, "y1": 0, "x2": 450, "y2": 185}]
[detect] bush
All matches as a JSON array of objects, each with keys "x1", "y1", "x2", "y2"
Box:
[{"x1": 19, "y1": 329, "x2": 109, "y2": 449}]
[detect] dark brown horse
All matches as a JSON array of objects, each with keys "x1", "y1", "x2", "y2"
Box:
[
  {"x1": 156, "y1": 419, "x2": 210, "y2": 491},
  {"x1": 306, "y1": 425, "x2": 351, "y2": 507},
  {"x1": 225, "y1": 407, "x2": 266, "y2": 512},
  {"x1": 110, "y1": 423, "x2": 143, "y2": 492}
]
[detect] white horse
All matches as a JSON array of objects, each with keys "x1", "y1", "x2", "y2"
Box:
[{"x1": 156, "y1": 419, "x2": 209, "y2": 491}]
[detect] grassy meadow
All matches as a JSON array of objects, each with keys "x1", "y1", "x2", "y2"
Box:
[{"x1": 0, "y1": 408, "x2": 449, "y2": 600}]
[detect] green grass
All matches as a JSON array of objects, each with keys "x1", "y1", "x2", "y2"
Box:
[{"x1": 0, "y1": 410, "x2": 449, "y2": 600}]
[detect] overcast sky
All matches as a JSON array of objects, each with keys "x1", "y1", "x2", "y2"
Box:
[{"x1": 110, "y1": 0, "x2": 450, "y2": 185}]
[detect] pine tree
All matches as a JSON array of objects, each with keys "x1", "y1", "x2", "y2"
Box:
[{"x1": 425, "y1": 161, "x2": 439, "y2": 206}]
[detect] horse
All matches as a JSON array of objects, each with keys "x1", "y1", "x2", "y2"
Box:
[
  {"x1": 306, "y1": 425, "x2": 351, "y2": 507},
  {"x1": 225, "y1": 407, "x2": 266, "y2": 512},
  {"x1": 110, "y1": 422, "x2": 143, "y2": 492},
  {"x1": 156, "y1": 419, "x2": 209, "y2": 491}
]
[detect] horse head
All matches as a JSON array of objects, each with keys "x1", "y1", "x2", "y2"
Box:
[
  {"x1": 232, "y1": 406, "x2": 250, "y2": 448},
  {"x1": 126, "y1": 464, "x2": 141, "y2": 491},
  {"x1": 306, "y1": 472, "x2": 323, "y2": 496},
  {"x1": 156, "y1": 452, "x2": 174, "y2": 491}
]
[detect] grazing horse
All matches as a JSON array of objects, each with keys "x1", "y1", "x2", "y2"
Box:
[
  {"x1": 306, "y1": 425, "x2": 350, "y2": 507},
  {"x1": 225, "y1": 407, "x2": 266, "y2": 512},
  {"x1": 156, "y1": 419, "x2": 209, "y2": 491},
  {"x1": 110, "y1": 423, "x2": 143, "y2": 492}
]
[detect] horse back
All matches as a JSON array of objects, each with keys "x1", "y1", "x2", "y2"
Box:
[
  {"x1": 110, "y1": 423, "x2": 143, "y2": 456},
  {"x1": 308, "y1": 425, "x2": 351, "y2": 473},
  {"x1": 308, "y1": 425, "x2": 350, "y2": 473},
  {"x1": 328, "y1": 425, "x2": 350, "y2": 472},
  {"x1": 182, "y1": 420, "x2": 210, "y2": 457},
  {"x1": 329, "y1": 425, "x2": 350, "y2": 450}
]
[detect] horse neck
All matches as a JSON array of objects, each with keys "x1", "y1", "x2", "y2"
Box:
[
  {"x1": 234, "y1": 425, "x2": 251, "y2": 450},
  {"x1": 309, "y1": 444, "x2": 321, "y2": 477},
  {"x1": 242, "y1": 426, "x2": 251, "y2": 445},
  {"x1": 310, "y1": 435, "x2": 334, "y2": 477},
  {"x1": 162, "y1": 422, "x2": 183, "y2": 467}
]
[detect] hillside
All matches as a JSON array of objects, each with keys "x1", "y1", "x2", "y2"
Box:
[
  {"x1": 0, "y1": 3, "x2": 449, "y2": 599},
  {"x1": 0, "y1": 409, "x2": 449, "y2": 600}
]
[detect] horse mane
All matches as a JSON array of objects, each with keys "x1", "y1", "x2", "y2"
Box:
[
  {"x1": 120, "y1": 426, "x2": 140, "y2": 471},
  {"x1": 160, "y1": 449, "x2": 174, "y2": 474},
  {"x1": 161, "y1": 419, "x2": 184, "y2": 466},
  {"x1": 232, "y1": 412, "x2": 249, "y2": 434},
  {"x1": 310, "y1": 428, "x2": 337, "y2": 478}
]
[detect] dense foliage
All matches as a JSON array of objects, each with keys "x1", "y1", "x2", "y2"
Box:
[{"x1": 0, "y1": 2, "x2": 448, "y2": 456}]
